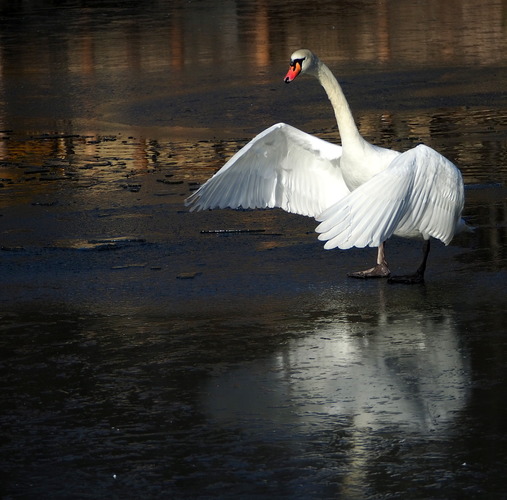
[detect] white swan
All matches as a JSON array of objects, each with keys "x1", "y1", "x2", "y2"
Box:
[{"x1": 186, "y1": 49, "x2": 469, "y2": 283}]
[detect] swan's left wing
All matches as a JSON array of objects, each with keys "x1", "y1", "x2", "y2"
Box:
[
  {"x1": 316, "y1": 144, "x2": 465, "y2": 249},
  {"x1": 185, "y1": 123, "x2": 348, "y2": 218}
]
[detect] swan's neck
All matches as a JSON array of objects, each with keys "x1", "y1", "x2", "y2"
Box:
[{"x1": 316, "y1": 62, "x2": 364, "y2": 150}]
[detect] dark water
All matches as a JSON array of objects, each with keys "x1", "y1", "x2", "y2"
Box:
[{"x1": 1, "y1": 1, "x2": 507, "y2": 498}]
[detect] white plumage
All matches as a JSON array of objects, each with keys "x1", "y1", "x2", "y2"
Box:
[
  {"x1": 316, "y1": 144, "x2": 466, "y2": 249},
  {"x1": 186, "y1": 49, "x2": 469, "y2": 283},
  {"x1": 186, "y1": 123, "x2": 348, "y2": 217}
]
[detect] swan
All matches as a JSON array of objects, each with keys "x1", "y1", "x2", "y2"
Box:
[{"x1": 186, "y1": 49, "x2": 469, "y2": 283}]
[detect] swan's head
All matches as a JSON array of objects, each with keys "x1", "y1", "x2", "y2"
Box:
[{"x1": 284, "y1": 49, "x2": 318, "y2": 83}]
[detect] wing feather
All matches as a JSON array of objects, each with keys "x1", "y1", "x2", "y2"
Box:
[
  {"x1": 316, "y1": 144, "x2": 465, "y2": 249},
  {"x1": 185, "y1": 123, "x2": 348, "y2": 218}
]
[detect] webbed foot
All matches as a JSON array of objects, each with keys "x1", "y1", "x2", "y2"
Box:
[
  {"x1": 348, "y1": 263, "x2": 390, "y2": 279},
  {"x1": 388, "y1": 271, "x2": 425, "y2": 284}
]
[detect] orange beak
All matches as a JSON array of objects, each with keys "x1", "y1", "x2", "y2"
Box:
[{"x1": 284, "y1": 61, "x2": 302, "y2": 83}]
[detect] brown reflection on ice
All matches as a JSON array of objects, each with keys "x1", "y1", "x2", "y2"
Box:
[
  {"x1": 0, "y1": 135, "x2": 157, "y2": 209},
  {"x1": 0, "y1": 0, "x2": 505, "y2": 87},
  {"x1": 280, "y1": 0, "x2": 507, "y2": 67},
  {"x1": 381, "y1": 0, "x2": 507, "y2": 67},
  {"x1": 0, "y1": 0, "x2": 506, "y2": 140},
  {"x1": 252, "y1": 0, "x2": 270, "y2": 69}
]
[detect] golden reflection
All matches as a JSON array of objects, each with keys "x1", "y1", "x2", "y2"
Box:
[
  {"x1": 375, "y1": 1, "x2": 391, "y2": 64},
  {"x1": 0, "y1": 0, "x2": 506, "y2": 144},
  {"x1": 79, "y1": 17, "x2": 95, "y2": 77},
  {"x1": 170, "y1": 6, "x2": 185, "y2": 71},
  {"x1": 1, "y1": 0, "x2": 505, "y2": 86},
  {"x1": 253, "y1": 0, "x2": 270, "y2": 68}
]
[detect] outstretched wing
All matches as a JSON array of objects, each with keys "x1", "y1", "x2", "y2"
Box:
[
  {"x1": 316, "y1": 144, "x2": 465, "y2": 249},
  {"x1": 185, "y1": 123, "x2": 348, "y2": 218}
]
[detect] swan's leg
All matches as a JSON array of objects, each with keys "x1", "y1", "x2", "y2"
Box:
[
  {"x1": 388, "y1": 240, "x2": 430, "y2": 284},
  {"x1": 348, "y1": 242, "x2": 391, "y2": 279}
]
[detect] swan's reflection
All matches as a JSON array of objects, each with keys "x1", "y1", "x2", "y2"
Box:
[
  {"x1": 202, "y1": 297, "x2": 469, "y2": 495},
  {"x1": 204, "y1": 300, "x2": 469, "y2": 437}
]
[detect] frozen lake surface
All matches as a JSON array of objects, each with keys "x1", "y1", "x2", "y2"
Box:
[{"x1": 1, "y1": 1, "x2": 506, "y2": 498}]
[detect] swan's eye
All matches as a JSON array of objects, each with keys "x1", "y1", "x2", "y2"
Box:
[{"x1": 290, "y1": 57, "x2": 305, "y2": 69}]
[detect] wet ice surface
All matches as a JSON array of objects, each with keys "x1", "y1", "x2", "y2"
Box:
[
  {"x1": 1, "y1": 136, "x2": 506, "y2": 498},
  {"x1": 1, "y1": 0, "x2": 507, "y2": 498}
]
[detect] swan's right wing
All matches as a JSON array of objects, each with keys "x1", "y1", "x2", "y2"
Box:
[
  {"x1": 185, "y1": 123, "x2": 348, "y2": 218},
  {"x1": 315, "y1": 144, "x2": 465, "y2": 249}
]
